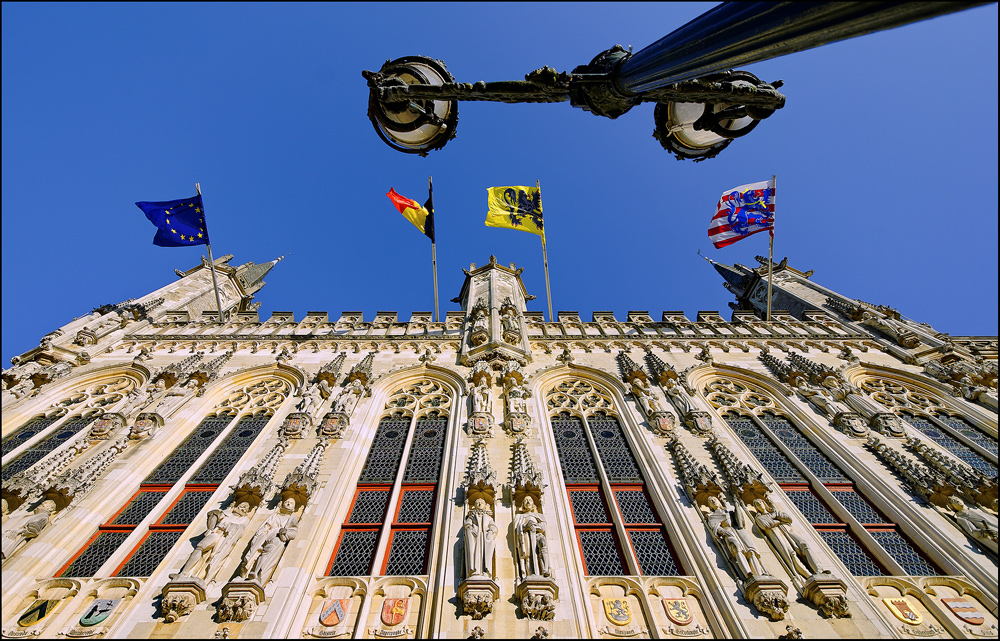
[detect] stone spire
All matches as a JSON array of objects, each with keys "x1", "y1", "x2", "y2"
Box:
[{"x1": 236, "y1": 256, "x2": 284, "y2": 296}]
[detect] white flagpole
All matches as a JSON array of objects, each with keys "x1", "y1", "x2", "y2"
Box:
[
  {"x1": 196, "y1": 183, "x2": 227, "y2": 323},
  {"x1": 537, "y1": 179, "x2": 553, "y2": 322},
  {"x1": 767, "y1": 175, "x2": 775, "y2": 322},
  {"x1": 429, "y1": 176, "x2": 440, "y2": 323}
]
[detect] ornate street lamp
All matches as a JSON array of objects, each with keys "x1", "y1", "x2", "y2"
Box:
[{"x1": 363, "y1": 2, "x2": 986, "y2": 160}]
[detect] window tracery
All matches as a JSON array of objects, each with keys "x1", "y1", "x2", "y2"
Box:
[
  {"x1": 3, "y1": 377, "x2": 137, "y2": 474},
  {"x1": 857, "y1": 377, "x2": 996, "y2": 474},
  {"x1": 327, "y1": 378, "x2": 452, "y2": 577},
  {"x1": 704, "y1": 377, "x2": 939, "y2": 577},
  {"x1": 58, "y1": 376, "x2": 290, "y2": 579},
  {"x1": 545, "y1": 377, "x2": 681, "y2": 577}
]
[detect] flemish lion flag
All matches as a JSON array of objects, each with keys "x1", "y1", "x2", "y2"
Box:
[
  {"x1": 485, "y1": 186, "x2": 544, "y2": 238},
  {"x1": 387, "y1": 188, "x2": 434, "y2": 242}
]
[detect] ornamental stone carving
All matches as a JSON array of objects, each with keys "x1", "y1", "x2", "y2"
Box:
[
  {"x1": 1, "y1": 499, "x2": 58, "y2": 562},
  {"x1": 238, "y1": 495, "x2": 299, "y2": 585},
  {"x1": 172, "y1": 501, "x2": 252, "y2": 583}
]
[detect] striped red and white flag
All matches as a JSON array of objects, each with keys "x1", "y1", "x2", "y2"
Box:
[{"x1": 708, "y1": 179, "x2": 775, "y2": 249}]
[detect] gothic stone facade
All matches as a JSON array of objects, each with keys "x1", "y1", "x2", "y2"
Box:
[{"x1": 2, "y1": 254, "x2": 997, "y2": 639}]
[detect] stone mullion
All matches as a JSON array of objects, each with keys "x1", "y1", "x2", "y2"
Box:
[
  {"x1": 740, "y1": 411, "x2": 909, "y2": 577},
  {"x1": 0, "y1": 401, "x2": 87, "y2": 467},
  {"x1": 777, "y1": 407, "x2": 996, "y2": 586},
  {"x1": 578, "y1": 412, "x2": 642, "y2": 576},
  {"x1": 422, "y1": 397, "x2": 463, "y2": 639},
  {"x1": 921, "y1": 412, "x2": 998, "y2": 465},
  {"x1": 534, "y1": 403, "x2": 598, "y2": 639},
  {"x1": 1, "y1": 410, "x2": 88, "y2": 472},
  {"x1": 367, "y1": 412, "x2": 418, "y2": 576}
]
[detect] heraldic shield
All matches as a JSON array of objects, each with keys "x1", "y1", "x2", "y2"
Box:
[
  {"x1": 662, "y1": 598, "x2": 694, "y2": 626},
  {"x1": 381, "y1": 597, "x2": 409, "y2": 627},
  {"x1": 603, "y1": 598, "x2": 633, "y2": 626},
  {"x1": 941, "y1": 597, "x2": 985, "y2": 626},
  {"x1": 319, "y1": 598, "x2": 350, "y2": 627},
  {"x1": 80, "y1": 599, "x2": 120, "y2": 627},
  {"x1": 17, "y1": 599, "x2": 60, "y2": 627},
  {"x1": 883, "y1": 597, "x2": 923, "y2": 625}
]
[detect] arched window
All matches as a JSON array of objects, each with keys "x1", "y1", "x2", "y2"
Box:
[
  {"x1": 2, "y1": 377, "x2": 136, "y2": 477},
  {"x1": 858, "y1": 377, "x2": 997, "y2": 474},
  {"x1": 58, "y1": 377, "x2": 290, "y2": 578},
  {"x1": 705, "y1": 377, "x2": 939, "y2": 577},
  {"x1": 327, "y1": 378, "x2": 452, "y2": 577},
  {"x1": 545, "y1": 378, "x2": 682, "y2": 576}
]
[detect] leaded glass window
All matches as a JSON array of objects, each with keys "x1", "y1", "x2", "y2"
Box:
[
  {"x1": 818, "y1": 531, "x2": 885, "y2": 577},
  {"x1": 759, "y1": 414, "x2": 849, "y2": 483},
  {"x1": 188, "y1": 414, "x2": 271, "y2": 484},
  {"x1": 784, "y1": 490, "x2": 839, "y2": 525},
  {"x1": 384, "y1": 530, "x2": 429, "y2": 575},
  {"x1": 869, "y1": 530, "x2": 938, "y2": 576},
  {"x1": 396, "y1": 489, "x2": 434, "y2": 524},
  {"x1": 901, "y1": 413, "x2": 996, "y2": 476},
  {"x1": 709, "y1": 380, "x2": 937, "y2": 577},
  {"x1": 830, "y1": 490, "x2": 889, "y2": 525},
  {"x1": 59, "y1": 531, "x2": 132, "y2": 578},
  {"x1": 629, "y1": 530, "x2": 680, "y2": 575},
  {"x1": 328, "y1": 530, "x2": 379, "y2": 576},
  {"x1": 143, "y1": 415, "x2": 234, "y2": 485},
  {"x1": 933, "y1": 413, "x2": 998, "y2": 458},
  {"x1": 2, "y1": 417, "x2": 94, "y2": 478},
  {"x1": 63, "y1": 378, "x2": 287, "y2": 580},
  {"x1": 348, "y1": 490, "x2": 390, "y2": 524},
  {"x1": 115, "y1": 531, "x2": 184, "y2": 577},
  {"x1": 158, "y1": 490, "x2": 215, "y2": 525},
  {"x1": 109, "y1": 491, "x2": 167, "y2": 526},
  {"x1": 579, "y1": 530, "x2": 626, "y2": 576},
  {"x1": 552, "y1": 414, "x2": 599, "y2": 484},
  {"x1": 724, "y1": 414, "x2": 805, "y2": 483},
  {"x1": 402, "y1": 417, "x2": 447, "y2": 482},
  {"x1": 2, "y1": 416, "x2": 60, "y2": 458},
  {"x1": 328, "y1": 378, "x2": 452, "y2": 577},
  {"x1": 547, "y1": 378, "x2": 682, "y2": 577},
  {"x1": 357, "y1": 417, "x2": 409, "y2": 484}
]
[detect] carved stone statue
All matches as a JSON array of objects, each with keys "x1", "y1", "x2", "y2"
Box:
[
  {"x1": 630, "y1": 377, "x2": 663, "y2": 416},
  {"x1": 750, "y1": 499, "x2": 823, "y2": 578},
  {"x1": 239, "y1": 497, "x2": 299, "y2": 584},
  {"x1": 1, "y1": 499, "x2": 57, "y2": 561},
  {"x1": 794, "y1": 380, "x2": 839, "y2": 419},
  {"x1": 464, "y1": 498, "x2": 498, "y2": 578},
  {"x1": 663, "y1": 379, "x2": 694, "y2": 415},
  {"x1": 296, "y1": 383, "x2": 324, "y2": 417},
  {"x1": 506, "y1": 383, "x2": 527, "y2": 415},
  {"x1": 174, "y1": 501, "x2": 252, "y2": 582},
  {"x1": 946, "y1": 496, "x2": 999, "y2": 554},
  {"x1": 514, "y1": 496, "x2": 550, "y2": 579},
  {"x1": 704, "y1": 496, "x2": 767, "y2": 580},
  {"x1": 470, "y1": 381, "x2": 492, "y2": 415},
  {"x1": 153, "y1": 378, "x2": 198, "y2": 416}
]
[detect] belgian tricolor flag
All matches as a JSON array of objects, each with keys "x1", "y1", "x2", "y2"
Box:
[{"x1": 387, "y1": 188, "x2": 435, "y2": 242}]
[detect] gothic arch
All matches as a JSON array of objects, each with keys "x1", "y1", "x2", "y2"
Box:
[{"x1": 2, "y1": 365, "x2": 147, "y2": 433}]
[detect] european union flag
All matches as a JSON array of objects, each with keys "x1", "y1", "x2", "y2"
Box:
[{"x1": 135, "y1": 195, "x2": 210, "y2": 247}]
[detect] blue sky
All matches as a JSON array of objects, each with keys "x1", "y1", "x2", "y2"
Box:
[{"x1": 3, "y1": 2, "x2": 997, "y2": 366}]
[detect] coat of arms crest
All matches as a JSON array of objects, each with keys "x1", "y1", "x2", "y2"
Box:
[
  {"x1": 662, "y1": 598, "x2": 694, "y2": 626},
  {"x1": 17, "y1": 599, "x2": 60, "y2": 627},
  {"x1": 381, "y1": 597, "x2": 409, "y2": 627},
  {"x1": 319, "y1": 598, "x2": 351, "y2": 627},
  {"x1": 883, "y1": 597, "x2": 922, "y2": 625},
  {"x1": 79, "y1": 599, "x2": 120, "y2": 627},
  {"x1": 941, "y1": 597, "x2": 985, "y2": 626},
  {"x1": 603, "y1": 598, "x2": 632, "y2": 626}
]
